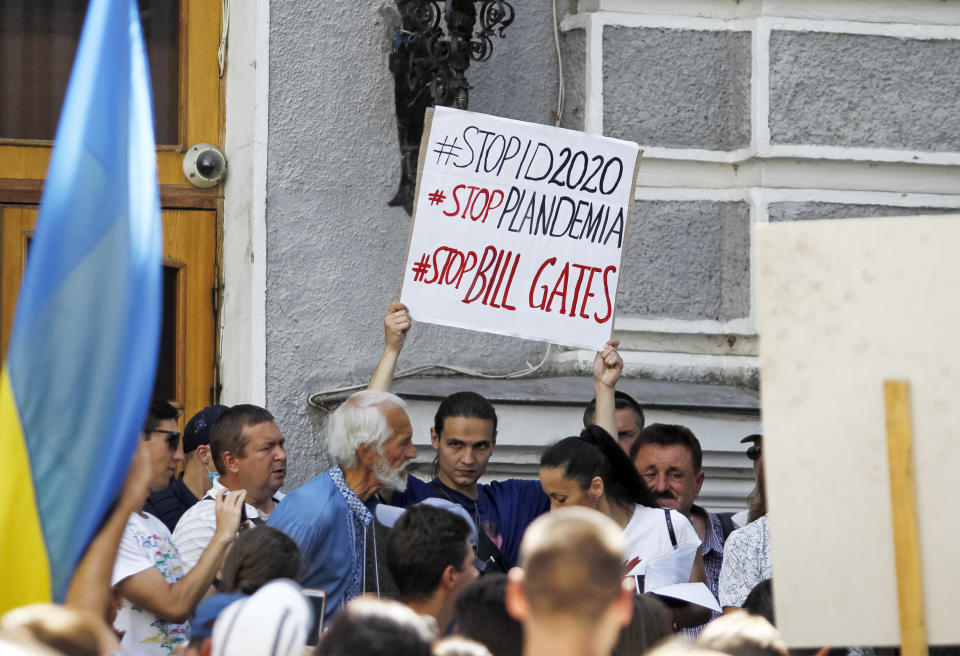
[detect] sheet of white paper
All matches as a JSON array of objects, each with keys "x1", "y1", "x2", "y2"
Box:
[
  {"x1": 755, "y1": 215, "x2": 960, "y2": 647},
  {"x1": 650, "y1": 582, "x2": 721, "y2": 613},
  {"x1": 641, "y1": 543, "x2": 699, "y2": 590},
  {"x1": 401, "y1": 107, "x2": 640, "y2": 351}
]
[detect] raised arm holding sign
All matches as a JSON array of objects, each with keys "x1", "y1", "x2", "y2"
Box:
[{"x1": 369, "y1": 299, "x2": 631, "y2": 570}]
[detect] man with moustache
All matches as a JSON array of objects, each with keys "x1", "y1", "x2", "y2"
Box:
[
  {"x1": 267, "y1": 390, "x2": 418, "y2": 618},
  {"x1": 630, "y1": 423, "x2": 735, "y2": 636}
]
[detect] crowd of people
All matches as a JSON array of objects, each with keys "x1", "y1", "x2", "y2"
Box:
[{"x1": 0, "y1": 303, "x2": 782, "y2": 656}]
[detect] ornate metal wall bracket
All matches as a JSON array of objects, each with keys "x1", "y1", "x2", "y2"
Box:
[{"x1": 388, "y1": 0, "x2": 514, "y2": 215}]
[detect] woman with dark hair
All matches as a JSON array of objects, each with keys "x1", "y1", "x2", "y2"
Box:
[{"x1": 537, "y1": 345, "x2": 710, "y2": 630}]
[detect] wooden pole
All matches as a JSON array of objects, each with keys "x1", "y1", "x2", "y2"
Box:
[{"x1": 883, "y1": 380, "x2": 928, "y2": 656}]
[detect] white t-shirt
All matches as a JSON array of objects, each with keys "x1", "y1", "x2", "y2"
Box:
[
  {"x1": 111, "y1": 511, "x2": 189, "y2": 656},
  {"x1": 173, "y1": 476, "x2": 285, "y2": 570},
  {"x1": 622, "y1": 505, "x2": 701, "y2": 577}
]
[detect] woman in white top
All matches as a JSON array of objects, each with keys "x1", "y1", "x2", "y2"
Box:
[{"x1": 539, "y1": 424, "x2": 710, "y2": 630}]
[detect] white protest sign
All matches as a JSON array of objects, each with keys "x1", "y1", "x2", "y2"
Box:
[
  {"x1": 400, "y1": 107, "x2": 641, "y2": 350},
  {"x1": 755, "y1": 215, "x2": 960, "y2": 647}
]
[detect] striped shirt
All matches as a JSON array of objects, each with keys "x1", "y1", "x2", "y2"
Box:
[
  {"x1": 172, "y1": 476, "x2": 284, "y2": 570},
  {"x1": 682, "y1": 505, "x2": 727, "y2": 640}
]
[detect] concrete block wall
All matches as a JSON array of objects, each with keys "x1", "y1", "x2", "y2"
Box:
[
  {"x1": 556, "y1": 0, "x2": 960, "y2": 389},
  {"x1": 249, "y1": 0, "x2": 960, "y2": 490}
]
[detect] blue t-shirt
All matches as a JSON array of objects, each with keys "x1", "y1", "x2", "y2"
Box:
[{"x1": 391, "y1": 475, "x2": 549, "y2": 568}]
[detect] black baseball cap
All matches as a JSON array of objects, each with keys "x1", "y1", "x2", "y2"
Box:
[
  {"x1": 182, "y1": 405, "x2": 229, "y2": 453},
  {"x1": 740, "y1": 433, "x2": 762, "y2": 444}
]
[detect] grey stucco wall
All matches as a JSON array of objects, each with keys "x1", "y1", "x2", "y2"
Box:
[
  {"x1": 559, "y1": 27, "x2": 586, "y2": 132},
  {"x1": 267, "y1": 1, "x2": 567, "y2": 488},
  {"x1": 603, "y1": 27, "x2": 751, "y2": 151},
  {"x1": 617, "y1": 201, "x2": 751, "y2": 321},
  {"x1": 769, "y1": 31, "x2": 960, "y2": 151},
  {"x1": 466, "y1": 0, "x2": 567, "y2": 125},
  {"x1": 768, "y1": 202, "x2": 959, "y2": 222}
]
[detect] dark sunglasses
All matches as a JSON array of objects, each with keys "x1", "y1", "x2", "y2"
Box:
[
  {"x1": 746, "y1": 445, "x2": 762, "y2": 461},
  {"x1": 150, "y1": 428, "x2": 181, "y2": 451}
]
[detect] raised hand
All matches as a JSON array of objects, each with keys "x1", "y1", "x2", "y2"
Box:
[
  {"x1": 384, "y1": 301, "x2": 411, "y2": 354},
  {"x1": 593, "y1": 338, "x2": 623, "y2": 390},
  {"x1": 213, "y1": 489, "x2": 247, "y2": 539}
]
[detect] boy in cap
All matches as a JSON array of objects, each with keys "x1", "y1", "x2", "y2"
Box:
[{"x1": 145, "y1": 405, "x2": 228, "y2": 531}]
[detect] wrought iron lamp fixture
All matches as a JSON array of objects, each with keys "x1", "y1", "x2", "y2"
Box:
[{"x1": 388, "y1": 0, "x2": 514, "y2": 215}]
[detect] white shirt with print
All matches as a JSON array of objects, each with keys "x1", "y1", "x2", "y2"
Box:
[
  {"x1": 718, "y1": 514, "x2": 771, "y2": 608},
  {"x1": 111, "y1": 511, "x2": 189, "y2": 656}
]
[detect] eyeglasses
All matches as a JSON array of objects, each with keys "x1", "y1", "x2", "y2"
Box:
[
  {"x1": 746, "y1": 445, "x2": 762, "y2": 461},
  {"x1": 149, "y1": 429, "x2": 181, "y2": 451}
]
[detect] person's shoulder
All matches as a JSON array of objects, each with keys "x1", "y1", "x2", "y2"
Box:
[
  {"x1": 667, "y1": 507, "x2": 695, "y2": 528},
  {"x1": 143, "y1": 488, "x2": 180, "y2": 530},
  {"x1": 394, "y1": 474, "x2": 431, "y2": 501},
  {"x1": 173, "y1": 494, "x2": 215, "y2": 532},
  {"x1": 144, "y1": 483, "x2": 175, "y2": 508},
  {"x1": 631, "y1": 504, "x2": 667, "y2": 521},
  {"x1": 130, "y1": 510, "x2": 173, "y2": 539},
  {"x1": 483, "y1": 477, "x2": 541, "y2": 492},
  {"x1": 667, "y1": 508, "x2": 700, "y2": 542},
  {"x1": 481, "y1": 477, "x2": 545, "y2": 502},
  {"x1": 171, "y1": 477, "x2": 199, "y2": 504},
  {"x1": 740, "y1": 514, "x2": 768, "y2": 535},
  {"x1": 624, "y1": 505, "x2": 686, "y2": 534},
  {"x1": 270, "y1": 473, "x2": 339, "y2": 523},
  {"x1": 726, "y1": 515, "x2": 766, "y2": 547},
  {"x1": 284, "y1": 471, "x2": 335, "y2": 496},
  {"x1": 406, "y1": 474, "x2": 429, "y2": 491}
]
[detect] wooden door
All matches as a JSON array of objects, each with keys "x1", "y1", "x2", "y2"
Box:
[
  {"x1": 0, "y1": 1, "x2": 222, "y2": 186},
  {"x1": 0, "y1": 1, "x2": 224, "y2": 426},
  {"x1": 0, "y1": 206, "x2": 217, "y2": 418}
]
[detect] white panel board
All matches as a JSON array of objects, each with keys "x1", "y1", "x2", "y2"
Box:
[
  {"x1": 755, "y1": 215, "x2": 960, "y2": 647},
  {"x1": 400, "y1": 107, "x2": 641, "y2": 350}
]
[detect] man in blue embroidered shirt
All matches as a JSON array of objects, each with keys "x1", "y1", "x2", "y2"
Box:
[{"x1": 267, "y1": 390, "x2": 417, "y2": 621}]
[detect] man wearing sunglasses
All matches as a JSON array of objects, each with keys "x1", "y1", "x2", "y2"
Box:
[
  {"x1": 731, "y1": 434, "x2": 763, "y2": 527},
  {"x1": 111, "y1": 399, "x2": 246, "y2": 656},
  {"x1": 145, "y1": 405, "x2": 228, "y2": 532},
  {"x1": 744, "y1": 434, "x2": 762, "y2": 474}
]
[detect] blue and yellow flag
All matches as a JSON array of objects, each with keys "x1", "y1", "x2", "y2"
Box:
[{"x1": 0, "y1": 0, "x2": 162, "y2": 610}]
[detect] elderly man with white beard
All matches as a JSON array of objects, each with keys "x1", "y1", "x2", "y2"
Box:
[{"x1": 267, "y1": 391, "x2": 417, "y2": 618}]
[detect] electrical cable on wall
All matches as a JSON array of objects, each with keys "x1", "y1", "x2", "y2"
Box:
[
  {"x1": 310, "y1": 1, "x2": 571, "y2": 413},
  {"x1": 552, "y1": 0, "x2": 565, "y2": 126},
  {"x1": 218, "y1": 0, "x2": 230, "y2": 77},
  {"x1": 308, "y1": 343, "x2": 553, "y2": 412}
]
